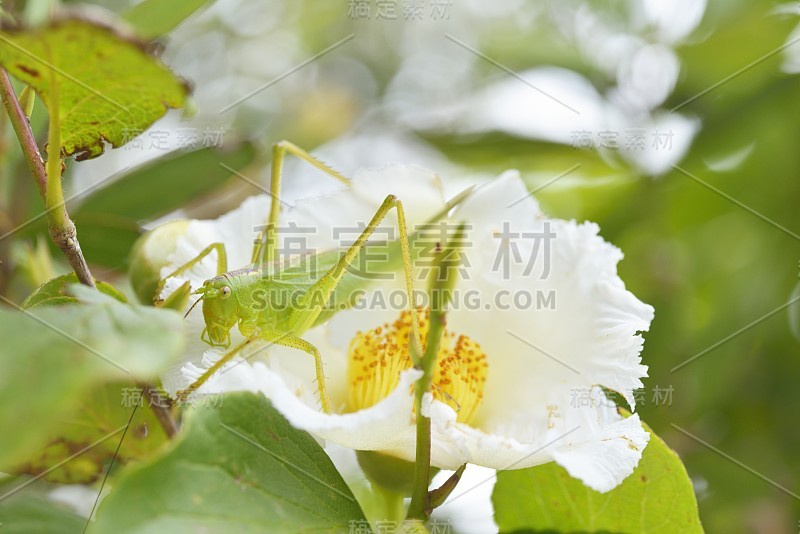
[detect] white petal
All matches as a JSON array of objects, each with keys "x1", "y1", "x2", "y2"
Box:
[
  {"x1": 451, "y1": 169, "x2": 541, "y2": 226},
  {"x1": 164, "y1": 349, "x2": 262, "y2": 399},
  {"x1": 426, "y1": 390, "x2": 649, "y2": 492},
  {"x1": 449, "y1": 172, "x2": 652, "y2": 418},
  {"x1": 252, "y1": 366, "x2": 423, "y2": 459},
  {"x1": 551, "y1": 412, "x2": 650, "y2": 492}
]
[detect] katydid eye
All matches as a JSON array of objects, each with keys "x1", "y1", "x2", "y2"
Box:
[{"x1": 220, "y1": 286, "x2": 232, "y2": 299}]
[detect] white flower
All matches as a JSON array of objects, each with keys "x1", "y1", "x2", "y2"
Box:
[{"x1": 159, "y1": 165, "x2": 653, "y2": 493}]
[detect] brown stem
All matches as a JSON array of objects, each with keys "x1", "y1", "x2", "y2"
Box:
[
  {"x1": 0, "y1": 68, "x2": 96, "y2": 288},
  {"x1": 0, "y1": 69, "x2": 45, "y2": 199},
  {"x1": 47, "y1": 218, "x2": 96, "y2": 288},
  {"x1": 138, "y1": 382, "x2": 179, "y2": 439}
]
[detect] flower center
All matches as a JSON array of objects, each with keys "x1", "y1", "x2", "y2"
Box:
[{"x1": 347, "y1": 308, "x2": 488, "y2": 424}]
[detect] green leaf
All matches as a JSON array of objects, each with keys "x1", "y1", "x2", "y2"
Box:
[
  {"x1": 91, "y1": 392, "x2": 368, "y2": 533},
  {"x1": 124, "y1": 0, "x2": 214, "y2": 39},
  {"x1": 0, "y1": 290, "x2": 185, "y2": 467},
  {"x1": 10, "y1": 382, "x2": 170, "y2": 484},
  {"x1": 0, "y1": 18, "x2": 189, "y2": 160},
  {"x1": 0, "y1": 495, "x2": 84, "y2": 534},
  {"x1": 22, "y1": 272, "x2": 127, "y2": 308},
  {"x1": 492, "y1": 420, "x2": 703, "y2": 533}
]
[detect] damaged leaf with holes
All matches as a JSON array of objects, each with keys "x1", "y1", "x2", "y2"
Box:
[{"x1": 0, "y1": 17, "x2": 189, "y2": 160}]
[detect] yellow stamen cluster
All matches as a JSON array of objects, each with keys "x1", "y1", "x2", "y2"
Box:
[{"x1": 347, "y1": 308, "x2": 488, "y2": 424}]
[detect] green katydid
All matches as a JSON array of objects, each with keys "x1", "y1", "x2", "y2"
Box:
[{"x1": 155, "y1": 141, "x2": 471, "y2": 412}]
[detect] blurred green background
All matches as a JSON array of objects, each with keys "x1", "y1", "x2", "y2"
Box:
[{"x1": 1, "y1": 0, "x2": 799, "y2": 531}]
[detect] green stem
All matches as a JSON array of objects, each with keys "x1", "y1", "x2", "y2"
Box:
[
  {"x1": 45, "y1": 81, "x2": 66, "y2": 229},
  {"x1": 406, "y1": 224, "x2": 468, "y2": 520},
  {"x1": 407, "y1": 301, "x2": 445, "y2": 519},
  {"x1": 40, "y1": 65, "x2": 95, "y2": 288}
]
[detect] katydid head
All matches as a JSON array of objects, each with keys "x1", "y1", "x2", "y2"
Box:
[{"x1": 194, "y1": 277, "x2": 238, "y2": 347}]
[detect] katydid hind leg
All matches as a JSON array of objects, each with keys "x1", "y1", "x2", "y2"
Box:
[
  {"x1": 251, "y1": 140, "x2": 353, "y2": 267},
  {"x1": 260, "y1": 330, "x2": 332, "y2": 414},
  {"x1": 290, "y1": 194, "x2": 424, "y2": 361}
]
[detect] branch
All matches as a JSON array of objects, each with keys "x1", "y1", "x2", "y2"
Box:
[
  {"x1": 0, "y1": 67, "x2": 96, "y2": 288},
  {"x1": 138, "y1": 382, "x2": 179, "y2": 439},
  {"x1": 0, "y1": 68, "x2": 45, "y2": 198}
]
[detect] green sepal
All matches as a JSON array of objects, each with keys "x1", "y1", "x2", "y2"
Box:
[{"x1": 161, "y1": 280, "x2": 191, "y2": 311}]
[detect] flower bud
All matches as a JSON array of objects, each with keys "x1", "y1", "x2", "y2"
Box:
[
  {"x1": 356, "y1": 450, "x2": 438, "y2": 494},
  {"x1": 129, "y1": 219, "x2": 190, "y2": 304}
]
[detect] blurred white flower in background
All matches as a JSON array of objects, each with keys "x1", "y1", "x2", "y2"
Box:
[
  {"x1": 72, "y1": 0, "x2": 709, "y2": 196},
  {"x1": 780, "y1": 2, "x2": 800, "y2": 74},
  {"x1": 397, "y1": 0, "x2": 706, "y2": 176}
]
